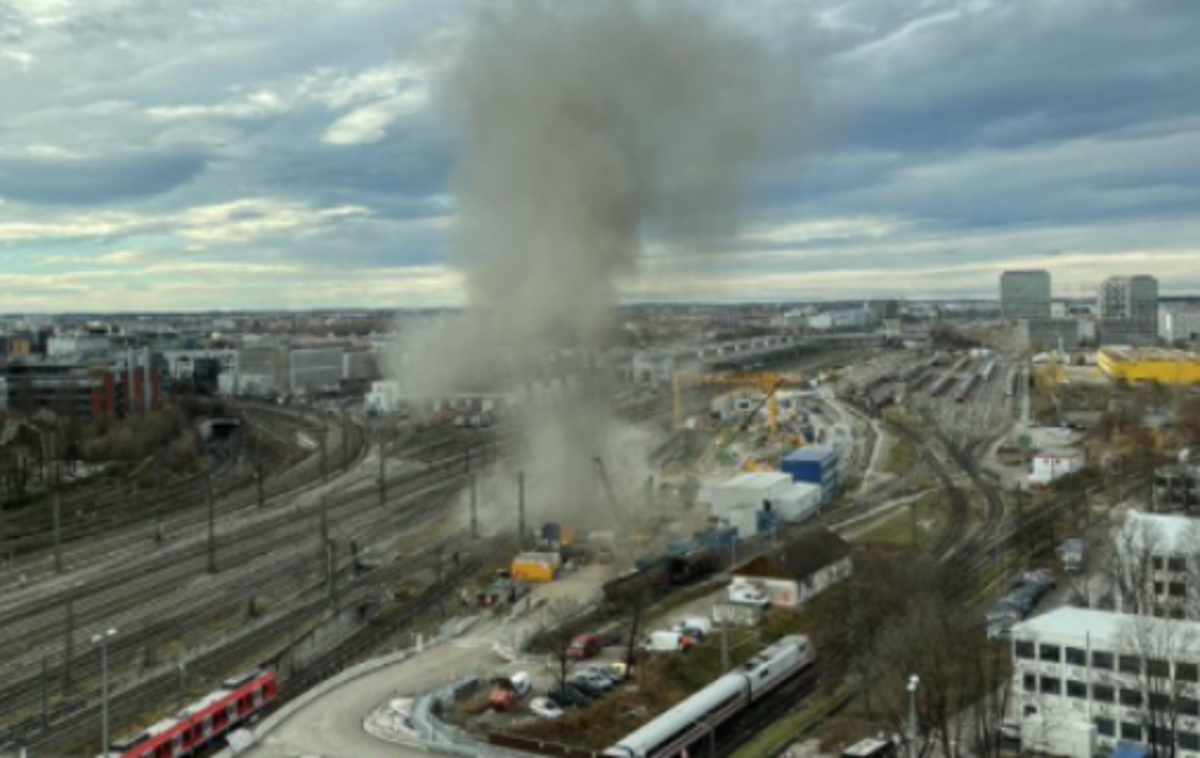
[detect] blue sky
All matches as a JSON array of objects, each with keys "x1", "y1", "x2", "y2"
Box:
[{"x1": 2, "y1": 0, "x2": 1200, "y2": 312}]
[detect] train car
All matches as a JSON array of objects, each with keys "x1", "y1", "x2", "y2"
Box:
[
  {"x1": 980, "y1": 360, "x2": 996, "y2": 383},
  {"x1": 954, "y1": 374, "x2": 981, "y2": 403},
  {"x1": 602, "y1": 635, "x2": 814, "y2": 758},
  {"x1": 928, "y1": 373, "x2": 955, "y2": 398},
  {"x1": 666, "y1": 549, "x2": 720, "y2": 585},
  {"x1": 603, "y1": 564, "x2": 670, "y2": 604},
  {"x1": 108, "y1": 669, "x2": 277, "y2": 758},
  {"x1": 1006, "y1": 367, "x2": 1021, "y2": 397}
]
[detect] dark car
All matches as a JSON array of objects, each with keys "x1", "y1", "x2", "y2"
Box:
[
  {"x1": 548, "y1": 684, "x2": 594, "y2": 708},
  {"x1": 568, "y1": 677, "x2": 609, "y2": 699}
]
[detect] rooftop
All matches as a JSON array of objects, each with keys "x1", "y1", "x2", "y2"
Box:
[
  {"x1": 783, "y1": 446, "x2": 838, "y2": 463},
  {"x1": 1101, "y1": 347, "x2": 1200, "y2": 363},
  {"x1": 717, "y1": 472, "x2": 794, "y2": 491},
  {"x1": 1014, "y1": 606, "x2": 1200, "y2": 651}
]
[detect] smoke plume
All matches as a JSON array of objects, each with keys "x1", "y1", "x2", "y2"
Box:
[{"x1": 399, "y1": 1, "x2": 796, "y2": 530}]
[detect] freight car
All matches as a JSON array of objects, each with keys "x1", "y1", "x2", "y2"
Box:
[
  {"x1": 954, "y1": 374, "x2": 981, "y2": 403},
  {"x1": 603, "y1": 548, "x2": 720, "y2": 604},
  {"x1": 602, "y1": 635, "x2": 815, "y2": 758}
]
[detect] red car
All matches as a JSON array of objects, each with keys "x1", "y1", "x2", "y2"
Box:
[{"x1": 567, "y1": 633, "x2": 603, "y2": 660}]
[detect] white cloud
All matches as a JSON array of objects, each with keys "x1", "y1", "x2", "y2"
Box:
[
  {"x1": 24, "y1": 143, "x2": 80, "y2": 160},
  {"x1": 145, "y1": 90, "x2": 287, "y2": 121},
  {"x1": 0, "y1": 197, "x2": 370, "y2": 245},
  {"x1": 321, "y1": 87, "x2": 430, "y2": 145},
  {"x1": 0, "y1": 50, "x2": 34, "y2": 71}
]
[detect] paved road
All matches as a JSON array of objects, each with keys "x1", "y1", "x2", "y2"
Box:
[{"x1": 247, "y1": 566, "x2": 612, "y2": 758}]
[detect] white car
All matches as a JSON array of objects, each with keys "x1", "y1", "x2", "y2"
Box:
[{"x1": 530, "y1": 696, "x2": 563, "y2": 720}]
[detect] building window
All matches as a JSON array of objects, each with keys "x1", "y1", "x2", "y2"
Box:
[
  {"x1": 1169, "y1": 557, "x2": 1187, "y2": 572},
  {"x1": 1066, "y1": 647, "x2": 1087, "y2": 666},
  {"x1": 1155, "y1": 582, "x2": 1166, "y2": 595},
  {"x1": 1067, "y1": 680, "x2": 1088, "y2": 699},
  {"x1": 1122, "y1": 723, "x2": 1143, "y2": 742},
  {"x1": 1170, "y1": 582, "x2": 1188, "y2": 598},
  {"x1": 1041, "y1": 677, "x2": 1062, "y2": 696},
  {"x1": 1179, "y1": 732, "x2": 1200, "y2": 752},
  {"x1": 1149, "y1": 726, "x2": 1175, "y2": 748},
  {"x1": 1179, "y1": 664, "x2": 1200, "y2": 683},
  {"x1": 1093, "y1": 684, "x2": 1116, "y2": 703},
  {"x1": 1180, "y1": 698, "x2": 1200, "y2": 717},
  {"x1": 1015, "y1": 640, "x2": 1035, "y2": 659},
  {"x1": 1154, "y1": 557, "x2": 1166, "y2": 571},
  {"x1": 1093, "y1": 651, "x2": 1115, "y2": 670},
  {"x1": 1024, "y1": 674, "x2": 1037, "y2": 693},
  {"x1": 1120, "y1": 688, "x2": 1143, "y2": 708},
  {"x1": 1095, "y1": 718, "x2": 1116, "y2": 738},
  {"x1": 1041, "y1": 644, "x2": 1062, "y2": 663},
  {"x1": 1120, "y1": 655, "x2": 1142, "y2": 675},
  {"x1": 1151, "y1": 693, "x2": 1172, "y2": 711},
  {"x1": 1149, "y1": 659, "x2": 1172, "y2": 678}
]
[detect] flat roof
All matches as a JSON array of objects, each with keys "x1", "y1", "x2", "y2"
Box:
[
  {"x1": 783, "y1": 446, "x2": 838, "y2": 463},
  {"x1": 1014, "y1": 607, "x2": 1200, "y2": 651},
  {"x1": 717, "y1": 472, "x2": 794, "y2": 491},
  {"x1": 1120, "y1": 509, "x2": 1200, "y2": 554},
  {"x1": 1101, "y1": 347, "x2": 1200, "y2": 363}
]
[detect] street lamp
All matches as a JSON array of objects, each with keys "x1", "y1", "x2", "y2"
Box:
[
  {"x1": 92, "y1": 628, "x2": 118, "y2": 756},
  {"x1": 905, "y1": 674, "x2": 921, "y2": 756}
]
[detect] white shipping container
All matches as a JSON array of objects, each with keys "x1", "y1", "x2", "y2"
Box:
[
  {"x1": 712, "y1": 602, "x2": 765, "y2": 628},
  {"x1": 729, "y1": 576, "x2": 802, "y2": 608}
]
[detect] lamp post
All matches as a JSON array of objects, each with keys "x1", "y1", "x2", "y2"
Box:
[
  {"x1": 93, "y1": 628, "x2": 118, "y2": 756},
  {"x1": 905, "y1": 674, "x2": 920, "y2": 757}
]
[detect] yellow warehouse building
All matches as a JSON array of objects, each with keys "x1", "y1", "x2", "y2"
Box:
[{"x1": 1098, "y1": 347, "x2": 1200, "y2": 386}]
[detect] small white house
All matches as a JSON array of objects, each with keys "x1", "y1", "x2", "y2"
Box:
[
  {"x1": 728, "y1": 527, "x2": 852, "y2": 609},
  {"x1": 1030, "y1": 447, "x2": 1087, "y2": 487}
]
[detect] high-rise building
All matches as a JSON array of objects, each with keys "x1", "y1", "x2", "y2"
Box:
[
  {"x1": 1000, "y1": 271, "x2": 1052, "y2": 320},
  {"x1": 1098, "y1": 275, "x2": 1158, "y2": 346}
]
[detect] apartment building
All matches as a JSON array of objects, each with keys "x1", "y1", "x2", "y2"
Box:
[
  {"x1": 1113, "y1": 510, "x2": 1200, "y2": 620},
  {"x1": 1013, "y1": 607, "x2": 1200, "y2": 758}
]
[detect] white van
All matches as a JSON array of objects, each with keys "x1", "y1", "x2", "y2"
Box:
[
  {"x1": 509, "y1": 671, "x2": 533, "y2": 698},
  {"x1": 643, "y1": 630, "x2": 686, "y2": 652}
]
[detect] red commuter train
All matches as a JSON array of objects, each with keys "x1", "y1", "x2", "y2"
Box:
[{"x1": 105, "y1": 669, "x2": 277, "y2": 758}]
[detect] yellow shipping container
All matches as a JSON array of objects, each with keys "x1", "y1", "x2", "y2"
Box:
[{"x1": 510, "y1": 552, "x2": 561, "y2": 583}]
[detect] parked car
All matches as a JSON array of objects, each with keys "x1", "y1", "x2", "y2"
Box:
[
  {"x1": 672, "y1": 617, "x2": 713, "y2": 641},
  {"x1": 530, "y1": 696, "x2": 563, "y2": 720},
  {"x1": 487, "y1": 671, "x2": 533, "y2": 712},
  {"x1": 548, "y1": 683, "x2": 596, "y2": 708},
  {"x1": 567, "y1": 633, "x2": 603, "y2": 660},
  {"x1": 582, "y1": 664, "x2": 623, "y2": 685},
  {"x1": 568, "y1": 676, "x2": 609, "y2": 699}
]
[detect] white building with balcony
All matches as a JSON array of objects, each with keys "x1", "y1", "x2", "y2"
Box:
[{"x1": 1013, "y1": 607, "x2": 1200, "y2": 758}]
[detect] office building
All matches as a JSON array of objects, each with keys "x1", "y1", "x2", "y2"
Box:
[
  {"x1": 1160, "y1": 306, "x2": 1200, "y2": 346},
  {"x1": 1017, "y1": 318, "x2": 1083, "y2": 351},
  {"x1": 1013, "y1": 607, "x2": 1200, "y2": 758},
  {"x1": 1112, "y1": 510, "x2": 1200, "y2": 619},
  {"x1": 1098, "y1": 276, "x2": 1158, "y2": 347},
  {"x1": 1001, "y1": 271, "x2": 1052, "y2": 320}
]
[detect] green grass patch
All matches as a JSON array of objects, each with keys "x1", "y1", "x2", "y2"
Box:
[
  {"x1": 731, "y1": 687, "x2": 854, "y2": 758},
  {"x1": 856, "y1": 494, "x2": 941, "y2": 547}
]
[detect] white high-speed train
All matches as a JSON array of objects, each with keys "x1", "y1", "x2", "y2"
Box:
[{"x1": 602, "y1": 635, "x2": 815, "y2": 758}]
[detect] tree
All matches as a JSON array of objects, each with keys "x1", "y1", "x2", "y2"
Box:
[
  {"x1": 1120, "y1": 614, "x2": 1200, "y2": 758},
  {"x1": 542, "y1": 597, "x2": 584, "y2": 694}
]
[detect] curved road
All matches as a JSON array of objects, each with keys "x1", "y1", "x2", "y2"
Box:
[{"x1": 248, "y1": 567, "x2": 610, "y2": 758}]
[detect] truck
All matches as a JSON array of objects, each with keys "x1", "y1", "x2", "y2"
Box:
[{"x1": 1059, "y1": 538, "x2": 1086, "y2": 572}]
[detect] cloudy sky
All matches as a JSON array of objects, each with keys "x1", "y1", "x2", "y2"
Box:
[{"x1": 2, "y1": 0, "x2": 1199, "y2": 312}]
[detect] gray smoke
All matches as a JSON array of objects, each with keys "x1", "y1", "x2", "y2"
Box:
[{"x1": 398, "y1": 0, "x2": 797, "y2": 529}]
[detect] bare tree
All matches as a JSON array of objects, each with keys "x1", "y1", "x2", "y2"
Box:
[
  {"x1": 1120, "y1": 615, "x2": 1200, "y2": 758},
  {"x1": 541, "y1": 597, "x2": 584, "y2": 694}
]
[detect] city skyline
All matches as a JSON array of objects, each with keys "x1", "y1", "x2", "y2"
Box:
[{"x1": 4, "y1": 0, "x2": 1200, "y2": 311}]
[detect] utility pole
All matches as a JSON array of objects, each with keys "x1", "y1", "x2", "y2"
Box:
[
  {"x1": 206, "y1": 474, "x2": 217, "y2": 574},
  {"x1": 435, "y1": 545, "x2": 445, "y2": 621},
  {"x1": 720, "y1": 624, "x2": 731, "y2": 673},
  {"x1": 63, "y1": 597, "x2": 74, "y2": 694},
  {"x1": 326, "y1": 539, "x2": 339, "y2": 612},
  {"x1": 517, "y1": 471, "x2": 527, "y2": 547},
  {"x1": 463, "y1": 445, "x2": 471, "y2": 476},
  {"x1": 53, "y1": 491, "x2": 63, "y2": 574},
  {"x1": 40, "y1": 654, "x2": 49, "y2": 727},
  {"x1": 470, "y1": 474, "x2": 479, "y2": 539},
  {"x1": 910, "y1": 499, "x2": 920, "y2": 548},
  {"x1": 94, "y1": 628, "x2": 117, "y2": 758},
  {"x1": 319, "y1": 495, "x2": 330, "y2": 562},
  {"x1": 378, "y1": 428, "x2": 387, "y2": 509},
  {"x1": 341, "y1": 406, "x2": 349, "y2": 468},
  {"x1": 255, "y1": 441, "x2": 266, "y2": 510},
  {"x1": 320, "y1": 433, "x2": 328, "y2": 482}
]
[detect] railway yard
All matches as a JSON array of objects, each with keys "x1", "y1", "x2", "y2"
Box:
[{"x1": 0, "y1": 329, "x2": 1167, "y2": 758}]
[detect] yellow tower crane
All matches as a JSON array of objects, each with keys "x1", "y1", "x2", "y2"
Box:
[{"x1": 671, "y1": 372, "x2": 806, "y2": 433}]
